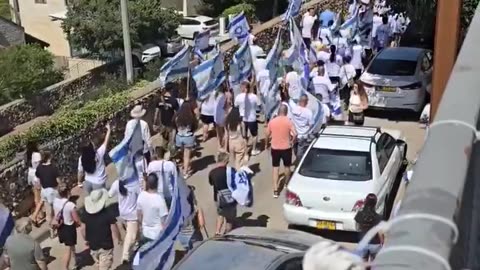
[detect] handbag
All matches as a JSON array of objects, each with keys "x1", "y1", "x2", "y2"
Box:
[
  {"x1": 52, "y1": 200, "x2": 68, "y2": 229},
  {"x1": 217, "y1": 189, "x2": 235, "y2": 208}
]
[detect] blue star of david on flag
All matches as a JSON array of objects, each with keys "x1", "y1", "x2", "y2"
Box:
[{"x1": 228, "y1": 12, "x2": 250, "y2": 44}]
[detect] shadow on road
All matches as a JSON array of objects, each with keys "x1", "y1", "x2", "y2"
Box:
[
  {"x1": 191, "y1": 155, "x2": 215, "y2": 173},
  {"x1": 365, "y1": 109, "x2": 420, "y2": 122},
  {"x1": 235, "y1": 212, "x2": 270, "y2": 228}
]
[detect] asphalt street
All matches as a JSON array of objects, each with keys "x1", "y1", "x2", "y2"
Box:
[{"x1": 35, "y1": 115, "x2": 426, "y2": 270}]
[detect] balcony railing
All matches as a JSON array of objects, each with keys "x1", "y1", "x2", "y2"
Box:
[{"x1": 374, "y1": 4, "x2": 480, "y2": 270}]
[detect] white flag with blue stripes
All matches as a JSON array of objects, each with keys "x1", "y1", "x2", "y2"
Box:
[
  {"x1": 282, "y1": 0, "x2": 302, "y2": 21},
  {"x1": 159, "y1": 45, "x2": 191, "y2": 84},
  {"x1": 229, "y1": 40, "x2": 253, "y2": 97},
  {"x1": 264, "y1": 81, "x2": 281, "y2": 121},
  {"x1": 0, "y1": 205, "x2": 13, "y2": 248},
  {"x1": 228, "y1": 12, "x2": 250, "y2": 44},
  {"x1": 133, "y1": 173, "x2": 193, "y2": 270},
  {"x1": 265, "y1": 30, "x2": 284, "y2": 84},
  {"x1": 288, "y1": 18, "x2": 310, "y2": 89},
  {"x1": 109, "y1": 120, "x2": 144, "y2": 184},
  {"x1": 192, "y1": 52, "x2": 226, "y2": 101},
  {"x1": 195, "y1": 30, "x2": 210, "y2": 51}
]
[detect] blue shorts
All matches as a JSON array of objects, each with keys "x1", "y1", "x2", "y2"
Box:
[{"x1": 176, "y1": 134, "x2": 195, "y2": 148}]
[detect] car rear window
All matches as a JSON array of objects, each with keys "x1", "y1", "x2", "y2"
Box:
[
  {"x1": 367, "y1": 59, "x2": 417, "y2": 76},
  {"x1": 204, "y1": 19, "x2": 217, "y2": 26},
  {"x1": 299, "y1": 149, "x2": 372, "y2": 181}
]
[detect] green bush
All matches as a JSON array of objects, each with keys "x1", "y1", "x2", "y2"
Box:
[
  {"x1": 143, "y1": 58, "x2": 166, "y2": 82},
  {"x1": 222, "y1": 3, "x2": 257, "y2": 22},
  {"x1": 0, "y1": 89, "x2": 130, "y2": 164},
  {"x1": 0, "y1": 45, "x2": 64, "y2": 105}
]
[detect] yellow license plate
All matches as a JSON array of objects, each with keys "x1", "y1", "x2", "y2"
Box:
[
  {"x1": 316, "y1": 220, "x2": 336, "y2": 230},
  {"x1": 381, "y1": 87, "x2": 396, "y2": 92}
]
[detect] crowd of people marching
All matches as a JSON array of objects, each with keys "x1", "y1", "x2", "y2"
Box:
[{"x1": 1, "y1": 1, "x2": 415, "y2": 270}]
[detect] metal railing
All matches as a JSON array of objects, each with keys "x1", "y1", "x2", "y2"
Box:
[{"x1": 375, "y1": 4, "x2": 480, "y2": 270}]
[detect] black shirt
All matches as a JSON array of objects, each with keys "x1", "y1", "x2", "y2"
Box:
[
  {"x1": 35, "y1": 164, "x2": 59, "y2": 189},
  {"x1": 354, "y1": 209, "x2": 382, "y2": 244},
  {"x1": 157, "y1": 95, "x2": 179, "y2": 127},
  {"x1": 81, "y1": 208, "x2": 116, "y2": 250},
  {"x1": 208, "y1": 166, "x2": 229, "y2": 202}
]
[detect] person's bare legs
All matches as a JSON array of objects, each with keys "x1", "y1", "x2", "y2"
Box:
[
  {"x1": 216, "y1": 126, "x2": 225, "y2": 151},
  {"x1": 224, "y1": 220, "x2": 233, "y2": 234},
  {"x1": 31, "y1": 200, "x2": 44, "y2": 224},
  {"x1": 215, "y1": 215, "x2": 224, "y2": 235},
  {"x1": 183, "y1": 147, "x2": 192, "y2": 177},
  {"x1": 63, "y1": 245, "x2": 76, "y2": 270},
  {"x1": 251, "y1": 135, "x2": 260, "y2": 156},
  {"x1": 284, "y1": 166, "x2": 291, "y2": 188},
  {"x1": 202, "y1": 124, "x2": 209, "y2": 142},
  {"x1": 272, "y1": 166, "x2": 280, "y2": 193}
]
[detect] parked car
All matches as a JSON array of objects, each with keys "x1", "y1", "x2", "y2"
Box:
[
  {"x1": 283, "y1": 125, "x2": 407, "y2": 232},
  {"x1": 173, "y1": 227, "x2": 333, "y2": 270},
  {"x1": 141, "y1": 35, "x2": 184, "y2": 63},
  {"x1": 359, "y1": 47, "x2": 433, "y2": 113},
  {"x1": 176, "y1": 16, "x2": 219, "y2": 40}
]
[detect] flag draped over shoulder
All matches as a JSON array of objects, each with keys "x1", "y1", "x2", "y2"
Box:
[
  {"x1": 133, "y1": 174, "x2": 193, "y2": 270},
  {"x1": 282, "y1": 0, "x2": 302, "y2": 21},
  {"x1": 109, "y1": 120, "x2": 144, "y2": 184},
  {"x1": 229, "y1": 40, "x2": 253, "y2": 98},
  {"x1": 159, "y1": 45, "x2": 191, "y2": 84},
  {"x1": 192, "y1": 52, "x2": 226, "y2": 101},
  {"x1": 228, "y1": 12, "x2": 250, "y2": 44}
]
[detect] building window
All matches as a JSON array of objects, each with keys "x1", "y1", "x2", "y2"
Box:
[{"x1": 34, "y1": 0, "x2": 47, "y2": 4}]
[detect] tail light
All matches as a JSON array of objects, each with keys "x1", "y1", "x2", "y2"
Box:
[
  {"x1": 400, "y1": 82, "x2": 422, "y2": 90},
  {"x1": 286, "y1": 189, "x2": 303, "y2": 207},
  {"x1": 351, "y1": 199, "x2": 365, "y2": 212}
]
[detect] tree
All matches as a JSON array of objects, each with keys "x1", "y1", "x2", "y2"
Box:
[
  {"x1": 0, "y1": 45, "x2": 63, "y2": 105},
  {"x1": 197, "y1": 0, "x2": 288, "y2": 22},
  {"x1": 62, "y1": 0, "x2": 181, "y2": 55},
  {"x1": 0, "y1": 0, "x2": 10, "y2": 19}
]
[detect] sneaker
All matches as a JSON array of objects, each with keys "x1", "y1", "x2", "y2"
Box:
[
  {"x1": 273, "y1": 191, "x2": 279, "y2": 198},
  {"x1": 251, "y1": 149, "x2": 261, "y2": 156}
]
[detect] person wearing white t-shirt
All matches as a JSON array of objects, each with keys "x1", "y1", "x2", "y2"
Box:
[
  {"x1": 312, "y1": 66, "x2": 335, "y2": 104},
  {"x1": 284, "y1": 66, "x2": 303, "y2": 102},
  {"x1": 301, "y1": 8, "x2": 317, "y2": 49},
  {"x1": 253, "y1": 56, "x2": 267, "y2": 77},
  {"x1": 291, "y1": 94, "x2": 314, "y2": 159},
  {"x1": 53, "y1": 184, "x2": 81, "y2": 270},
  {"x1": 214, "y1": 90, "x2": 228, "y2": 150},
  {"x1": 234, "y1": 81, "x2": 261, "y2": 156},
  {"x1": 317, "y1": 20, "x2": 334, "y2": 45},
  {"x1": 250, "y1": 42, "x2": 265, "y2": 60},
  {"x1": 321, "y1": 101, "x2": 331, "y2": 126},
  {"x1": 200, "y1": 92, "x2": 216, "y2": 142},
  {"x1": 78, "y1": 123, "x2": 111, "y2": 194},
  {"x1": 146, "y1": 146, "x2": 177, "y2": 206},
  {"x1": 137, "y1": 174, "x2": 169, "y2": 241},
  {"x1": 326, "y1": 45, "x2": 343, "y2": 85},
  {"x1": 350, "y1": 40, "x2": 364, "y2": 78},
  {"x1": 108, "y1": 179, "x2": 140, "y2": 263},
  {"x1": 340, "y1": 55, "x2": 357, "y2": 103},
  {"x1": 372, "y1": 12, "x2": 383, "y2": 39}
]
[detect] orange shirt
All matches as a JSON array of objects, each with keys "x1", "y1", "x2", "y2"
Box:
[{"x1": 268, "y1": 116, "x2": 295, "y2": 150}]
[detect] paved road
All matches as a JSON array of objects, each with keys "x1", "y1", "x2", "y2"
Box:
[{"x1": 35, "y1": 115, "x2": 425, "y2": 270}]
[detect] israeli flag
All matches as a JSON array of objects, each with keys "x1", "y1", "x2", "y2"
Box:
[
  {"x1": 195, "y1": 30, "x2": 210, "y2": 51},
  {"x1": 282, "y1": 0, "x2": 302, "y2": 21},
  {"x1": 265, "y1": 30, "x2": 284, "y2": 84},
  {"x1": 228, "y1": 12, "x2": 250, "y2": 44},
  {"x1": 192, "y1": 52, "x2": 226, "y2": 101},
  {"x1": 288, "y1": 18, "x2": 310, "y2": 88},
  {"x1": 159, "y1": 45, "x2": 191, "y2": 84},
  {"x1": 264, "y1": 81, "x2": 281, "y2": 121},
  {"x1": 109, "y1": 120, "x2": 144, "y2": 185},
  {"x1": 229, "y1": 40, "x2": 253, "y2": 97},
  {"x1": 0, "y1": 205, "x2": 13, "y2": 248},
  {"x1": 133, "y1": 174, "x2": 193, "y2": 270}
]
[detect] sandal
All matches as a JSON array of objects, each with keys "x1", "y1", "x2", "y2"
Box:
[{"x1": 273, "y1": 190, "x2": 279, "y2": 198}]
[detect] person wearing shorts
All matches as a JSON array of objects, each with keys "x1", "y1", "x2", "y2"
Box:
[
  {"x1": 234, "y1": 81, "x2": 261, "y2": 156},
  {"x1": 200, "y1": 93, "x2": 216, "y2": 142},
  {"x1": 265, "y1": 104, "x2": 297, "y2": 198}
]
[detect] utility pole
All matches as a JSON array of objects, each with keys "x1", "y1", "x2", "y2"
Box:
[
  {"x1": 431, "y1": 0, "x2": 462, "y2": 120},
  {"x1": 120, "y1": 0, "x2": 134, "y2": 84},
  {"x1": 183, "y1": 0, "x2": 188, "y2": 16}
]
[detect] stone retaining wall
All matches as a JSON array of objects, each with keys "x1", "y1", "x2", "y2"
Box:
[
  {"x1": 0, "y1": 0, "x2": 342, "y2": 216},
  {"x1": 0, "y1": 61, "x2": 122, "y2": 137}
]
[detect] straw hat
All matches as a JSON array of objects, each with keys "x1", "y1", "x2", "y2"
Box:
[
  {"x1": 130, "y1": 105, "x2": 146, "y2": 118},
  {"x1": 84, "y1": 189, "x2": 109, "y2": 214}
]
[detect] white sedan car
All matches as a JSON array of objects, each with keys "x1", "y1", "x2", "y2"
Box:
[
  {"x1": 360, "y1": 47, "x2": 433, "y2": 113},
  {"x1": 176, "y1": 16, "x2": 219, "y2": 40},
  {"x1": 283, "y1": 125, "x2": 407, "y2": 232}
]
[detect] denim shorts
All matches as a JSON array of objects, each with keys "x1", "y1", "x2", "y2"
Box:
[{"x1": 176, "y1": 134, "x2": 195, "y2": 148}]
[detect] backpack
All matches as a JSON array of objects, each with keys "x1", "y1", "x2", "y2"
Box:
[{"x1": 217, "y1": 189, "x2": 235, "y2": 208}]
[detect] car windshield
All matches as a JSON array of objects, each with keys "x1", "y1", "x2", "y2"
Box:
[
  {"x1": 299, "y1": 149, "x2": 372, "y2": 181},
  {"x1": 367, "y1": 59, "x2": 417, "y2": 76}
]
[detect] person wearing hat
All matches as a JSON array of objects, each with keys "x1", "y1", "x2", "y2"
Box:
[
  {"x1": 125, "y1": 105, "x2": 152, "y2": 167},
  {"x1": 4, "y1": 219, "x2": 47, "y2": 270},
  {"x1": 81, "y1": 189, "x2": 121, "y2": 270}
]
